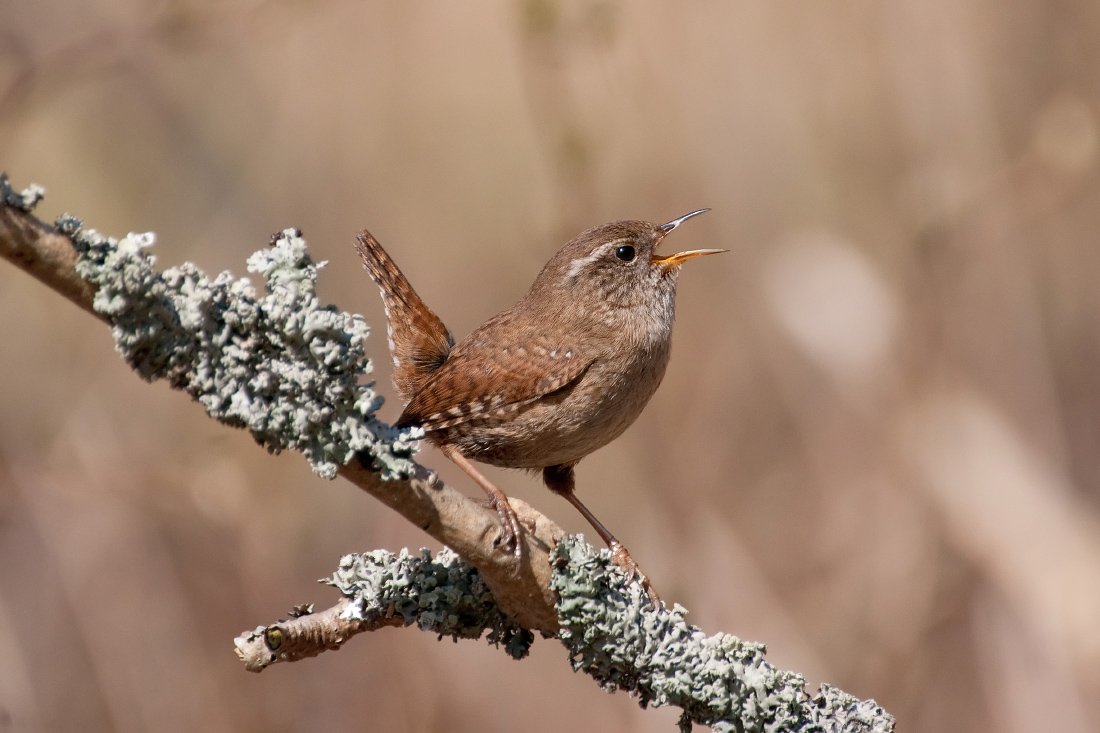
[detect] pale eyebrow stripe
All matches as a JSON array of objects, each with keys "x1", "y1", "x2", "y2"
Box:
[{"x1": 564, "y1": 238, "x2": 629, "y2": 283}]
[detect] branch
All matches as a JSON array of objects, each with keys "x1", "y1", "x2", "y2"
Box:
[
  {"x1": 235, "y1": 540, "x2": 894, "y2": 732},
  {"x1": 234, "y1": 547, "x2": 535, "y2": 672},
  {"x1": 0, "y1": 174, "x2": 894, "y2": 731}
]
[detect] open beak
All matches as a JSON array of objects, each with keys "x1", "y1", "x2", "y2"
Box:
[
  {"x1": 659, "y1": 208, "x2": 710, "y2": 235},
  {"x1": 651, "y1": 208, "x2": 727, "y2": 270},
  {"x1": 651, "y1": 248, "x2": 727, "y2": 269}
]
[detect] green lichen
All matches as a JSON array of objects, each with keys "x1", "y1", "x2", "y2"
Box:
[
  {"x1": 62, "y1": 221, "x2": 418, "y2": 479},
  {"x1": 324, "y1": 547, "x2": 534, "y2": 659},
  {"x1": 551, "y1": 537, "x2": 894, "y2": 732}
]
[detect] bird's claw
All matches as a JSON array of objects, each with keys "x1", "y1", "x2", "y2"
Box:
[
  {"x1": 486, "y1": 494, "x2": 524, "y2": 563},
  {"x1": 609, "y1": 541, "x2": 661, "y2": 605}
]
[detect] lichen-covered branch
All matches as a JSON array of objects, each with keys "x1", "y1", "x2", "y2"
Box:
[
  {"x1": 236, "y1": 540, "x2": 893, "y2": 732},
  {"x1": 234, "y1": 548, "x2": 534, "y2": 672},
  {"x1": 68, "y1": 220, "x2": 416, "y2": 480},
  {"x1": 0, "y1": 177, "x2": 96, "y2": 315},
  {"x1": 1, "y1": 175, "x2": 894, "y2": 731},
  {"x1": 552, "y1": 538, "x2": 892, "y2": 732}
]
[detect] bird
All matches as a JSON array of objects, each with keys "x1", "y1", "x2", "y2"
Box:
[{"x1": 354, "y1": 210, "x2": 723, "y2": 599}]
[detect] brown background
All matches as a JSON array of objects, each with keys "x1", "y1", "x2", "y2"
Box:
[{"x1": 2, "y1": 1, "x2": 1099, "y2": 731}]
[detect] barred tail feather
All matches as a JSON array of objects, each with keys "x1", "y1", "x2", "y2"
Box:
[{"x1": 354, "y1": 229, "x2": 454, "y2": 400}]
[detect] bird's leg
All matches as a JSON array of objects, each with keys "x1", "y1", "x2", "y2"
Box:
[
  {"x1": 440, "y1": 444, "x2": 523, "y2": 561},
  {"x1": 543, "y1": 465, "x2": 660, "y2": 604}
]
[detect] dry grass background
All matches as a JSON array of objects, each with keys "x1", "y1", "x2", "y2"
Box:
[{"x1": 2, "y1": 1, "x2": 1099, "y2": 731}]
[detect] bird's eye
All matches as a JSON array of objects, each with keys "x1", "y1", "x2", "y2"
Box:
[{"x1": 615, "y1": 245, "x2": 636, "y2": 262}]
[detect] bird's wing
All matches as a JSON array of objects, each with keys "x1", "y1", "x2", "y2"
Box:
[
  {"x1": 396, "y1": 332, "x2": 591, "y2": 431},
  {"x1": 355, "y1": 230, "x2": 455, "y2": 401}
]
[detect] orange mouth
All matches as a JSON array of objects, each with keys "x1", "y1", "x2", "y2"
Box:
[{"x1": 650, "y1": 248, "x2": 727, "y2": 270}]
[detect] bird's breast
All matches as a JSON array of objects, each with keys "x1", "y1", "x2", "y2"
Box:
[{"x1": 442, "y1": 335, "x2": 673, "y2": 469}]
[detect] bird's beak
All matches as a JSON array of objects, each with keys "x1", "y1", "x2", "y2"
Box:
[
  {"x1": 659, "y1": 208, "x2": 710, "y2": 235},
  {"x1": 651, "y1": 248, "x2": 727, "y2": 269},
  {"x1": 652, "y1": 208, "x2": 726, "y2": 269}
]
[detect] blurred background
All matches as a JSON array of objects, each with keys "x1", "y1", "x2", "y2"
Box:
[{"x1": 2, "y1": 1, "x2": 1099, "y2": 731}]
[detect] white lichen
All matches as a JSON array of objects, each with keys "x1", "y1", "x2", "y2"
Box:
[
  {"x1": 551, "y1": 537, "x2": 894, "y2": 732},
  {"x1": 0, "y1": 174, "x2": 45, "y2": 210},
  {"x1": 63, "y1": 222, "x2": 418, "y2": 480},
  {"x1": 325, "y1": 547, "x2": 533, "y2": 659}
]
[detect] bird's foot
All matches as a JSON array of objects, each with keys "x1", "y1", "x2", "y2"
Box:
[
  {"x1": 608, "y1": 541, "x2": 661, "y2": 605},
  {"x1": 484, "y1": 493, "x2": 524, "y2": 563},
  {"x1": 439, "y1": 444, "x2": 524, "y2": 563}
]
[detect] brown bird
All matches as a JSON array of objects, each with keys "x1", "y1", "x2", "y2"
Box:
[{"x1": 355, "y1": 210, "x2": 723, "y2": 597}]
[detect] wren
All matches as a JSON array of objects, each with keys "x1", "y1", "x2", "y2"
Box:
[{"x1": 355, "y1": 210, "x2": 724, "y2": 600}]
